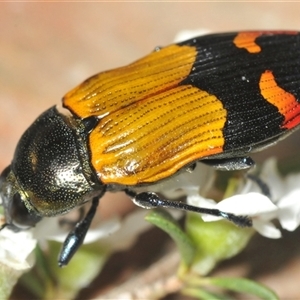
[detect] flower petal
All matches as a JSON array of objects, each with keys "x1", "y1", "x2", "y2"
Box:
[
  {"x1": 261, "y1": 158, "x2": 285, "y2": 200},
  {"x1": 252, "y1": 219, "x2": 282, "y2": 238},
  {"x1": 277, "y1": 189, "x2": 300, "y2": 231},
  {"x1": 187, "y1": 194, "x2": 217, "y2": 208},
  {"x1": 0, "y1": 228, "x2": 36, "y2": 270},
  {"x1": 33, "y1": 216, "x2": 121, "y2": 244},
  {"x1": 151, "y1": 162, "x2": 214, "y2": 198},
  {"x1": 216, "y1": 193, "x2": 278, "y2": 216},
  {"x1": 200, "y1": 193, "x2": 278, "y2": 223}
]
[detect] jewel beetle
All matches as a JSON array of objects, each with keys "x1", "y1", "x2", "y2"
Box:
[{"x1": 1, "y1": 31, "x2": 300, "y2": 267}]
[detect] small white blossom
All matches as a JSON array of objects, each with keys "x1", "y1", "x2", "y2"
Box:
[
  {"x1": 0, "y1": 210, "x2": 122, "y2": 272},
  {"x1": 33, "y1": 210, "x2": 156, "y2": 253},
  {"x1": 32, "y1": 215, "x2": 121, "y2": 244},
  {"x1": 261, "y1": 158, "x2": 300, "y2": 232},
  {"x1": 0, "y1": 227, "x2": 36, "y2": 270},
  {"x1": 0, "y1": 208, "x2": 152, "y2": 272},
  {"x1": 189, "y1": 192, "x2": 281, "y2": 238},
  {"x1": 183, "y1": 158, "x2": 300, "y2": 239}
]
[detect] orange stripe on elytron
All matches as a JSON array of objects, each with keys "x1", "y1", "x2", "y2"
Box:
[
  {"x1": 89, "y1": 85, "x2": 227, "y2": 185},
  {"x1": 63, "y1": 44, "x2": 197, "y2": 119},
  {"x1": 233, "y1": 31, "x2": 298, "y2": 53},
  {"x1": 259, "y1": 70, "x2": 300, "y2": 130}
]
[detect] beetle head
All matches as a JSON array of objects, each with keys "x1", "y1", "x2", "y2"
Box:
[
  {"x1": 0, "y1": 107, "x2": 101, "y2": 233},
  {"x1": 0, "y1": 165, "x2": 42, "y2": 232}
]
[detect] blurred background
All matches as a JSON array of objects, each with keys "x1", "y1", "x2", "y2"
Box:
[
  {"x1": 1, "y1": 2, "x2": 300, "y2": 299},
  {"x1": 2, "y1": 2, "x2": 300, "y2": 169}
]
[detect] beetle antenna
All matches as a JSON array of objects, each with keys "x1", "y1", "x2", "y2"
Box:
[
  {"x1": 125, "y1": 190, "x2": 252, "y2": 228},
  {"x1": 58, "y1": 196, "x2": 100, "y2": 267}
]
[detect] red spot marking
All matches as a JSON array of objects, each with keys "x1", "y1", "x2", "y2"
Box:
[
  {"x1": 259, "y1": 70, "x2": 300, "y2": 129},
  {"x1": 233, "y1": 31, "x2": 298, "y2": 53}
]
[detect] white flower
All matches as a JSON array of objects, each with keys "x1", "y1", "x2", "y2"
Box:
[
  {"x1": 0, "y1": 227, "x2": 36, "y2": 270},
  {"x1": 0, "y1": 202, "x2": 156, "y2": 271},
  {"x1": 182, "y1": 158, "x2": 300, "y2": 239},
  {"x1": 0, "y1": 208, "x2": 121, "y2": 272},
  {"x1": 33, "y1": 209, "x2": 155, "y2": 253},
  {"x1": 32, "y1": 215, "x2": 121, "y2": 245},
  {"x1": 261, "y1": 158, "x2": 300, "y2": 232},
  {"x1": 149, "y1": 160, "x2": 282, "y2": 238},
  {"x1": 189, "y1": 192, "x2": 281, "y2": 238}
]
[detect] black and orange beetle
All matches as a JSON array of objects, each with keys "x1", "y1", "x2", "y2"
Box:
[{"x1": 1, "y1": 31, "x2": 300, "y2": 266}]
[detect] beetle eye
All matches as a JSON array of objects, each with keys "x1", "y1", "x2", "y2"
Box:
[{"x1": 8, "y1": 192, "x2": 42, "y2": 231}]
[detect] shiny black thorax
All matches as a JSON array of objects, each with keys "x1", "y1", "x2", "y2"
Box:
[{"x1": 11, "y1": 106, "x2": 100, "y2": 217}]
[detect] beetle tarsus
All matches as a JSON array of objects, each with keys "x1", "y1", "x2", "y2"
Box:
[
  {"x1": 126, "y1": 190, "x2": 252, "y2": 228},
  {"x1": 58, "y1": 196, "x2": 100, "y2": 267},
  {"x1": 219, "y1": 211, "x2": 252, "y2": 227}
]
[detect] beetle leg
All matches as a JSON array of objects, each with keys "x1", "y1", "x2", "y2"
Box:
[
  {"x1": 58, "y1": 196, "x2": 100, "y2": 267},
  {"x1": 202, "y1": 156, "x2": 255, "y2": 171},
  {"x1": 247, "y1": 173, "x2": 271, "y2": 198},
  {"x1": 125, "y1": 189, "x2": 252, "y2": 228},
  {"x1": 203, "y1": 157, "x2": 271, "y2": 196},
  {"x1": 59, "y1": 206, "x2": 85, "y2": 228}
]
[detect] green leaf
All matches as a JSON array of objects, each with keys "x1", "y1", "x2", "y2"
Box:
[
  {"x1": 145, "y1": 209, "x2": 196, "y2": 270},
  {"x1": 0, "y1": 263, "x2": 23, "y2": 300},
  {"x1": 209, "y1": 277, "x2": 279, "y2": 300},
  {"x1": 46, "y1": 241, "x2": 109, "y2": 299},
  {"x1": 183, "y1": 286, "x2": 233, "y2": 300},
  {"x1": 185, "y1": 213, "x2": 253, "y2": 275},
  {"x1": 20, "y1": 270, "x2": 45, "y2": 299},
  {"x1": 21, "y1": 241, "x2": 110, "y2": 300},
  {"x1": 20, "y1": 244, "x2": 62, "y2": 299}
]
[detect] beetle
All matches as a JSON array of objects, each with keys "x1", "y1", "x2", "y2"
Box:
[{"x1": 1, "y1": 31, "x2": 300, "y2": 266}]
